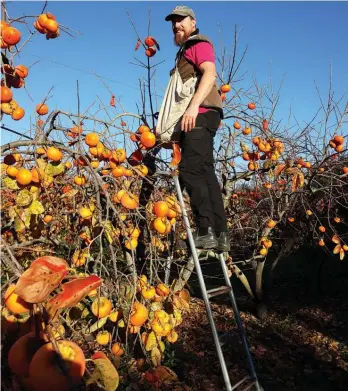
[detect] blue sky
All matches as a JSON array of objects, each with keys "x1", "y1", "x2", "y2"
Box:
[{"x1": 2, "y1": 1, "x2": 348, "y2": 145}]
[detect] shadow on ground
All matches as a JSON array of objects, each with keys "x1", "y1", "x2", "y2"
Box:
[{"x1": 171, "y1": 247, "x2": 348, "y2": 390}]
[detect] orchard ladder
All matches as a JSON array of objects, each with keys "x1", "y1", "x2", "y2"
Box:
[{"x1": 156, "y1": 170, "x2": 263, "y2": 391}]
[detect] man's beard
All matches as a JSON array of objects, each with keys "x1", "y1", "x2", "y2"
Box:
[{"x1": 173, "y1": 30, "x2": 191, "y2": 47}]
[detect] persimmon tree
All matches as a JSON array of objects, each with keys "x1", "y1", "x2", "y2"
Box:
[
  {"x1": 1, "y1": 4, "x2": 347, "y2": 391},
  {"x1": 1, "y1": 6, "x2": 190, "y2": 391}
]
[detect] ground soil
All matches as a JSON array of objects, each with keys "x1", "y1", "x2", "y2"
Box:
[{"x1": 170, "y1": 250, "x2": 348, "y2": 391}]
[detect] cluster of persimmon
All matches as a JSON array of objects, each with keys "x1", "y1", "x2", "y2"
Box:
[
  {"x1": 72, "y1": 128, "x2": 153, "y2": 188},
  {"x1": 33, "y1": 12, "x2": 60, "y2": 40},
  {"x1": 259, "y1": 236, "x2": 273, "y2": 256},
  {"x1": 1, "y1": 16, "x2": 57, "y2": 122},
  {"x1": 130, "y1": 124, "x2": 156, "y2": 150},
  {"x1": 294, "y1": 157, "x2": 311, "y2": 169},
  {"x1": 144, "y1": 36, "x2": 158, "y2": 57},
  {"x1": 135, "y1": 276, "x2": 189, "y2": 346},
  {"x1": 1, "y1": 84, "x2": 25, "y2": 120},
  {"x1": 150, "y1": 197, "x2": 181, "y2": 238},
  {"x1": 1, "y1": 62, "x2": 28, "y2": 88},
  {"x1": 317, "y1": 231, "x2": 347, "y2": 259},
  {"x1": 241, "y1": 135, "x2": 285, "y2": 171},
  {"x1": 329, "y1": 135, "x2": 345, "y2": 153},
  {"x1": 288, "y1": 216, "x2": 346, "y2": 256},
  {"x1": 89, "y1": 276, "x2": 188, "y2": 365},
  {"x1": 1, "y1": 19, "x2": 27, "y2": 120},
  {"x1": 1, "y1": 125, "x2": 161, "y2": 239},
  {"x1": 3, "y1": 146, "x2": 64, "y2": 187},
  {"x1": 219, "y1": 83, "x2": 231, "y2": 102},
  {"x1": 255, "y1": 220, "x2": 276, "y2": 256}
]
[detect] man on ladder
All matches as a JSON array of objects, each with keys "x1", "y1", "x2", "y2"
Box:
[
  {"x1": 156, "y1": 5, "x2": 229, "y2": 252},
  {"x1": 153, "y1": 6, "x2": 263, "y2": 390}
]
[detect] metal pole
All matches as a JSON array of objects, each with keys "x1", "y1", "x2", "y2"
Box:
[
  {"x1": 218, "y1": 253, "x2": 262, "y2": 391},
  {"x1": 173, "y1": 174, "x2": 233, "y2": 391},
  {"x1": 164, "y1": 255, "x2": 172, "y2": 285},
  {"x1": 164, "y1": 222, "x2": 176, "y2": 284}
]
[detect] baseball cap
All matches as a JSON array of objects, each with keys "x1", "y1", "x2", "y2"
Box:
[{"x1": 165, "y1": 6, "x2": 196, "y2": 21}]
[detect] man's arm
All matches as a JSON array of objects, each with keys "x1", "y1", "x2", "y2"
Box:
[{"x1": 181, "y1": 61, "x2": 217, "y2": 132}]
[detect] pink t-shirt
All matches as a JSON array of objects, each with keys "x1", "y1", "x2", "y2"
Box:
[{"x1": 184, "y1": 42, "x2": 215, "y2": 114}]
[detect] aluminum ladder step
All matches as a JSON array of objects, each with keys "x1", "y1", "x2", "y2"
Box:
[{"x1": 207, "y1": 285, "x2": 232, "y2": 298}]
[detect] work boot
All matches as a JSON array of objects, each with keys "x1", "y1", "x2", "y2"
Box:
[
  {"x1": 216, "y1": 232, "x2": 230, "y2": 252},
  {"x1": 194, "y1": 227, "x2": 218, "y2": 250}
]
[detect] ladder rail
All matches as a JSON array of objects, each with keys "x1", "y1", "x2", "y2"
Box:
[
  {"x1": 154, "y1": 170, "x2": 262, "y2": 391},
  {"x1": 218, "y1": 252, "x2": 261, "y2": 390},
  {"x1": 173, "y1": 174, "x2": 234, "y2": 391}
]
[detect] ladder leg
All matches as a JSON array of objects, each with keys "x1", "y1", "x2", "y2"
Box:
[
  {"x1": 218, "y1": 253, "x2": 262, "y2": 391},
  {"x1": 164, "y1": 256, "x2": 172, "y2": 285},
  {"x1": 172, "y1": 175, "x2": 233, "y2": 391},
  {"x1": 164, "y1": 222, "x2": 176, "y2": 285}
]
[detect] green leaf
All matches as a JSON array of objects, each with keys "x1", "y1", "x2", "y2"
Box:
[
  {"x1": 29, "y1": 200, "x2": 44, "y2": 215},
  {"x1": 23, "y1": 208, "x2": 32, "y2": 228},
  {"x1": 151, "y1": 346, "x2": 162, "y2": 367},
  {"x1": 36, "y1": 158, "x2": 47, "y2": 171},
  {"x1": 16, "y1": 313, "x2": 31, "y2": 323},
  {"x1": 263, "y1": 160, "x2": 273, "y2": 169},
  {"x1": 145, "y1": 331, "x2": 158, "y2": 352},
  {"x1": 14, "y1": 216, "x2": 25, "y2": 232},
  {"x1": 159, "y1": 340, "x2": 165, "y2": 352},
  {"x1": 2, "y1": 176, "x2": 19, "y2": 190},
  {"x1": 42, "y1": 175, "x2": 54, "y2": 187},
  {"x1": 88, "y1": 356, "x2": 120, "y2": 391},
  {"x1": 83, "y1": 316, "x2": 108, "y2": 334},
  {"x1": 150, "y1": 302, "x2": 163, "y2": 312},
  {"x1": 46, "y1": 162, "x2": 65, "y2": 177},
  {"x1": 117, "y1": 319, "x2": 125, "y2": 328},
  {"x1": 8, "y1": 206, "x2": 18, "y2": 221},
  {"x1": 16, "y1": 189, "x2": 33, "y2": 207},
  {"x1": 29, "y1": 185, "x2": 41, "y2": 198},
  {"x1": 103, "y1": 220, "x2": 119, "y2": 244}
]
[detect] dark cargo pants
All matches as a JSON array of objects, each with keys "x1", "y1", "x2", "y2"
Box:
[{"x1": 178, "y1": 110, "x2": 228, "y2": 233}]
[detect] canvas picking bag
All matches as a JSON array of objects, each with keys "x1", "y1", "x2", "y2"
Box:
[{"x1": 156, "y1": 66, "x2": 197, "y2": 142}]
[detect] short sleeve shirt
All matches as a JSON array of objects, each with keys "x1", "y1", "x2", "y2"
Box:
[{"x1": 184, "y1": 42, "x2": 215, "y2": 113}]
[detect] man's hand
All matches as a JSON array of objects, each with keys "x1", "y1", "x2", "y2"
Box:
[{"x1": 181, "y1": 103, "x2": 199, "y2": 132}]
